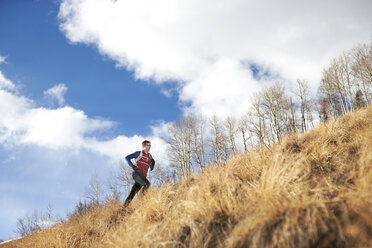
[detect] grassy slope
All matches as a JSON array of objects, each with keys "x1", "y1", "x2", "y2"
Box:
[{"x1": 2, "y1": 106, "x2": 372, "y2": 248}]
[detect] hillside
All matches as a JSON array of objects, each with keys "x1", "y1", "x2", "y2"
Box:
[{"x1": 2, "y1": 106, "x2": 372, "y2": 248}]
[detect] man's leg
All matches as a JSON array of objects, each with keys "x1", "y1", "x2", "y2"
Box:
[
  {"x1": 132, "y1": 172, "x2": 150, "y2": 195},
  {"x1": 123, "y1": 172, "x2": 150, "y2": 207},
  {"x1": 132, "y1": 172, "x2": 150, "y2": 187},
  {"x1": 124, "y1": 182, "x2": 142, "y2": 206}
]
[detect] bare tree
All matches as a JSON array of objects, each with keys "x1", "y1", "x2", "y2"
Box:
[
  {"x1": 318, "y1": 41, "x2": 372, "y2": 119},
  {"x1": 351, "y1": 43, "x2": 372, "y2": 105},
  {"x1": 238, "y1": 113, "x2": 251, "y2": 153},
  {"x1": 285, "y1": 97, "x2": 294, "y2": 135},
  {"x1": 295, "y1": 79, "x2": 315, "y2": 132},
  {"x1": 247, "y1": 92, "x2": 269, "y2": 148},
  {"x1": 15, "y1": 206, "x2": 60, "y2": 237},
  {"x1": 16, "y1": 211, "x2": 40, "y2": 237},
  {"x1": 321, "y1": 59, "x2": 350, "y2": 115},
  {"x1": 150, "y1": 164, "x2": 174, "y2": 185},
  {"x1": 118, "y1": 159, "x2": 134, "y2": 197},
  {"x1": 261, "y1": 82, "x2": 290, "y2": 143},
  {"x1": 209, "y1": 114, "x2": 228, "y2": 163},
  {"x1": 167, "y1": 116, "x2": 193, "y2": 178},
  {"x1": 319, "y1": 69, "x2": 343, "y2": 119},
  {"x1": 106, "y1": 169, "x2": 123, "y2": 203},
  {"x1": 225, "y1": 116, "x2": 238, "y2": 154},
  {"x1": 339, "y1": 51, "x2": 356, "y2": 111},
  {"x1": 85, "y1": 172, "x2": 104, "y2": 206},
  {"x1": 189, "y1": 114, "x2": 207, "y2": 171}
]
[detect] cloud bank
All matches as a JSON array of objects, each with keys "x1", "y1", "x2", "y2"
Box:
[
  {"x1": 0, "y1": 72, "x2": 168, "y2": 164},
  {"x1": 58, "y1": 0, "x2": 372, "y2": 117}
]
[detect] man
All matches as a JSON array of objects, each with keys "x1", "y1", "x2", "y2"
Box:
[{"x1": 124, "y1": 140, "x2": 155, "y2": 206}]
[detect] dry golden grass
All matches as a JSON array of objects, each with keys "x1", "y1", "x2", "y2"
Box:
[{"x1": 2, "y1": 106, "x2": 372, "y2": 248}]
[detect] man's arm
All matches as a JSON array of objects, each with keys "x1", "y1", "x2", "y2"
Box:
[
  {"x1": 125, "y1": 151, "x2": 140, "y2": 170},
  {"x1": 150, "y1": 159, "x2": 155, "y2": 171}
]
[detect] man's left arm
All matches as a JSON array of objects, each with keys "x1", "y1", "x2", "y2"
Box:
[{"x1": 150, "y1": 158, "x2": 155, "y2": 171}]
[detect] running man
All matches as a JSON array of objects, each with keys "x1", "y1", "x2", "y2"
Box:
[{"x1": 124, "y1": 140, "x2": 155, "y2": 206}]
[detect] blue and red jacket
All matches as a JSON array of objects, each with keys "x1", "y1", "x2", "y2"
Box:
[{"x1": 125, "y1": 150, "x2": 154, "y2": 177}]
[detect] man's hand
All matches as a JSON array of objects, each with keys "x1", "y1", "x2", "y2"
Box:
[{"x1": 133, "y1": 162, "x2": 139, "y2": 170}]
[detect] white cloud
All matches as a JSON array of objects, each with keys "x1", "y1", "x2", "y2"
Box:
[
  {"x1": 58, "y1": 0, "x2": 372, "y2": 117},
  {"x1": 44, "y1": 83, "x2": 68, "y2": 106},
  {"x1": 0, "y1": 71, "x2": 15, "y2": 90},
  {"x1": 21, "y1": 107, "x2": 112, "y2": 148},
  {"x1": 0, "y1": 89, "x2": 31, "y2": 144},
  {"x1": 180, "y1": 59, "x2": 263, "y2": 117},
  {"x1": 0, "y1": 71, "x2": 169, "y2": 165},
  {"x1": 150, "y1": 120, "x2": 172, "y2": 139},
  {"x1": 85, "y1": 134, "x2": 169, "y2": 166},
  {"x1": 0, "y1": 56, "x2": 6, "y2": 64}
]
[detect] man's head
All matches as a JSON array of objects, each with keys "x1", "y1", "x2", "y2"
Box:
[{"x1": 142, "y1": 140, "x2": 151, "y2": 153}]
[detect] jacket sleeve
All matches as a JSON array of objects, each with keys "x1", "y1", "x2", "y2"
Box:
[
  {"x1": 150, "y1": 159, "x2": 155, "y2": 171},
  {"x1": 125, "y1": 151, "x2": 140, "y2": 170}
]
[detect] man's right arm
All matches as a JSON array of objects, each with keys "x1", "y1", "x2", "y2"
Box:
[{"x1": 125, "y1": 151, "x2": 140, "y2": 170}]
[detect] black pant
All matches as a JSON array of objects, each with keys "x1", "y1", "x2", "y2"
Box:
[{"x1": 124, "y1": 172, "x2": 150, "y2": 206}]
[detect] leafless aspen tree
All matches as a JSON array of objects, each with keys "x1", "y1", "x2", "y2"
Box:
[
  {"x1": 209, "y1": 114, "x2": 228, "y2": 163},
  {"x1": 288, "y1": 97, "x2": 297, "y2": 134},
  {"x1": 150, "y1": 165, "x2": 173, "y2": 185},
  {"x1": 238, "y1": 113, "x2": 251, "y2": 153},
  {"x1": 339, "y1": 51, "x2": 355, "y2": 111},
  {"x1": 189, "y1": 114, "x2": 207, "y2": 171},
  {"x1": 321, "y1": 58, "x2": 352, "y2": 116},
  {"x1": 225, "y1": 116, "x2": 238, "y2": 154},
  {"x1": 295, "y1": 79, "x2": 314, "y2": 132},
  {"x1": 318, "y1": 42, "x2": 372, "y2": 118},
  {"x1": 16, "y1": 211, "x2": 41, "y2": 237},
  {"x1": 84, "y1": 172, "x2": 104, "y2": 206},
  {"x1": 352, "y1": 43, "x2": 372, "y2": 105},
  {"x1": 318, "y1": 81, "x2": 340, "y2": 120},
  {"x1": 248, "y1": 92, "x2": 269, "y2": 148},
  {"x1": 106, "y1": 169, "x2": 123, "y2": 203},
  {"x1": 167, "y1": 116, "x2": 193, "y2": 178},
  {"x1": 118, "y1": 159, "x2": 133, "y2": 197},
  {"x1": 261, "y1": 82, "x2": 289, "y2": 143},
  {"x1": 16, "y1": 206, "x2": 60, "y2": 237}
]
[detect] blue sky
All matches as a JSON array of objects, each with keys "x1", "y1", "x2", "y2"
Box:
[
  {"x1": 0, "y1": 0, "x2": 181, "y2": 136},
  {"x1": 0, "y1": 0, "x2": 371, "y2": 241}
]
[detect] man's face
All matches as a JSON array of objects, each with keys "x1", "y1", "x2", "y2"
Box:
[{"x1": 144, "y1": 143, "x2": 151, "y2": 153}]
